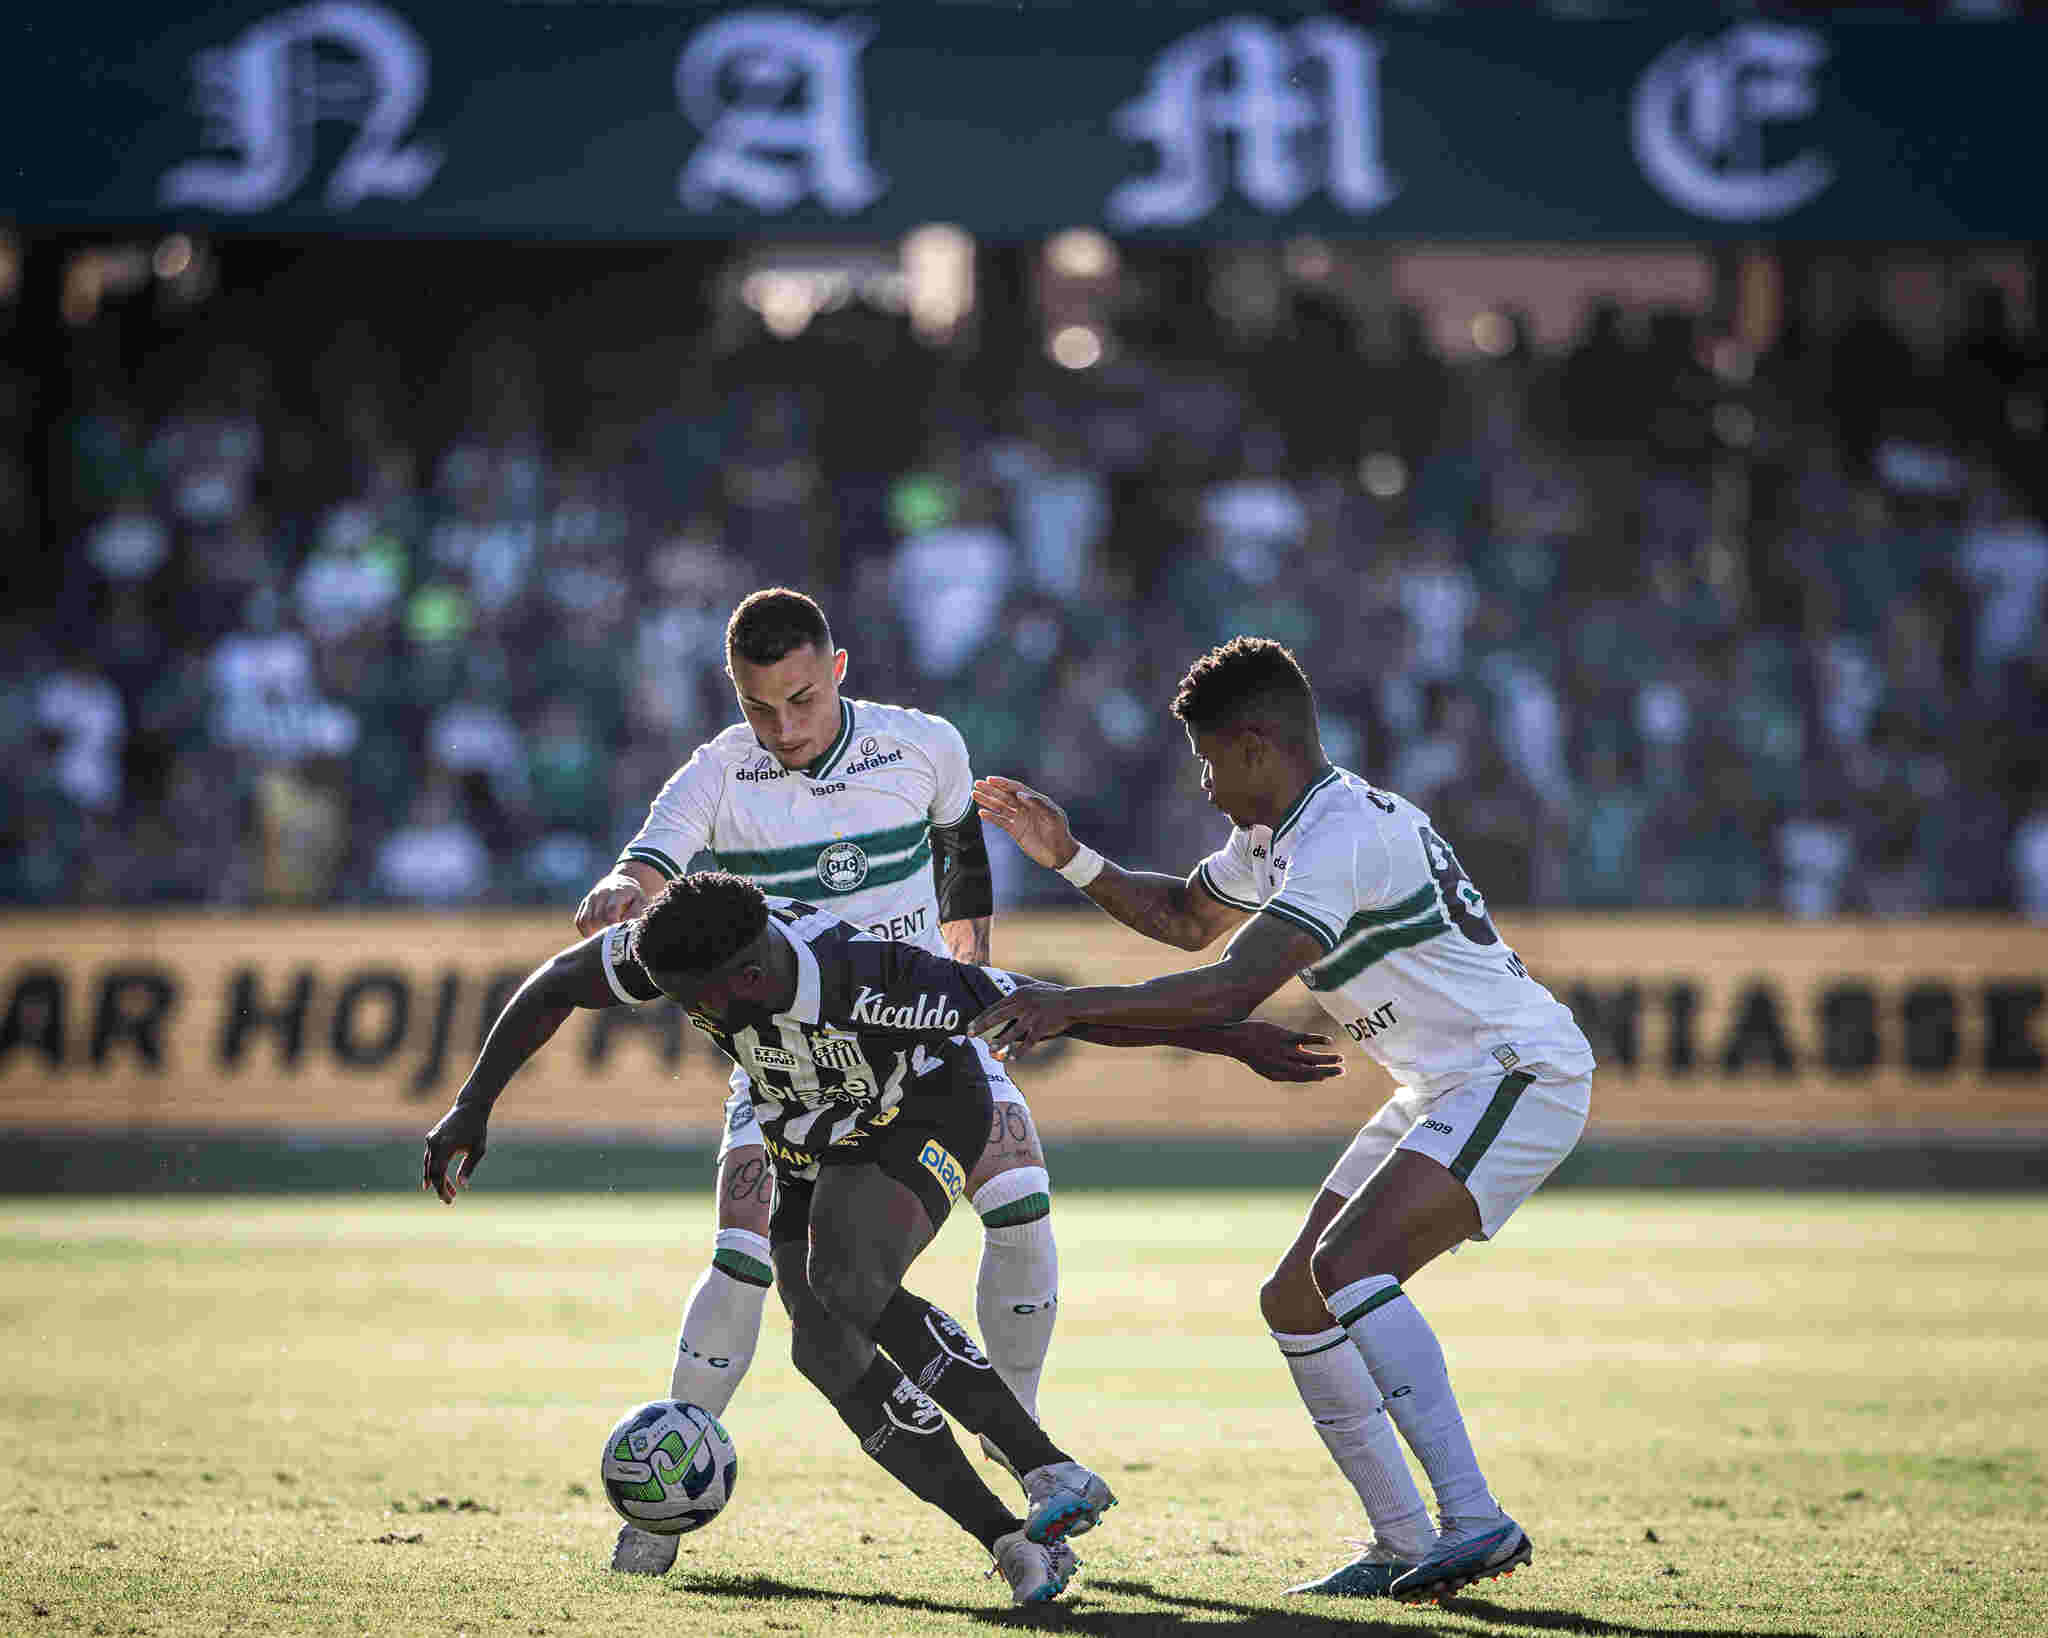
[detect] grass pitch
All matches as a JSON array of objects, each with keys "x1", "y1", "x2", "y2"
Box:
[{"x1": 2, "y1": 1188, "x2": 2044, "y2": 1637}]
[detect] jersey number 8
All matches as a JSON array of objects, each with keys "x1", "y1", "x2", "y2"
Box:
[{"x1": 1419, "y1": 825, "x2": 1500, "y2": 947}]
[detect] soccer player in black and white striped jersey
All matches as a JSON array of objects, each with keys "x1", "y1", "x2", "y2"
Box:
[{"x1": 425, "y1": 871, "x2": 1340, "y2": 1603}]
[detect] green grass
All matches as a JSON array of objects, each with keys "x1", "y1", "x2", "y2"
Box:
[{"x1": 2, "y1": 1190, "x2": 2044, "y2": 1636}]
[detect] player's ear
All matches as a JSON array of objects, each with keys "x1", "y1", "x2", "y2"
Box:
[{"x1": 832, "y1": 647, "x2": 848, "y2": 684}]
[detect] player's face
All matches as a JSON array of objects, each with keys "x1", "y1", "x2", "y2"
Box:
[
  {"x1": 646, "y1": 957, "x2": 765, "y2": 1020},
  {"x1": 1188, "y1": 723, "x2": 1255, "y2": 828},
  {"x1": 729, "y1": 643, "x2": 848, "y2": 769}
]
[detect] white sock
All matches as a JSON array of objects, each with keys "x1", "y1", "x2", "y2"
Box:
[
  {"x1": 1273, "y1": 1327, "x2": 1435, "y2": 1557},
  {"x1": 969, "y1": 1167, "x2": 1057, "y2": 1419},
  {"x1": 1326, "y1": 1275, "x2": 1497, "y2": 1525},
  {"x1": 668, "y1": 1229, "x2": 771, "y2": 1417}
]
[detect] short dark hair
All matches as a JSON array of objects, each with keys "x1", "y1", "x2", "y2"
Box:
[
  {"x1": 726, "y1": 588, "x2": 832, "y2": 667},
  {"x1": 631, "y1": 872, "x2": 770, "y2": 978},
  {"x1": 1172, "y1": 637, "x2": 1318, "y2": 741}
]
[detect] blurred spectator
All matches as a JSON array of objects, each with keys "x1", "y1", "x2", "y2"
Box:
[
  {"x1": 890, "y1": 483, "x2": 1014, "y2": 681},
  {"x1": 373, "y1": 778, "x2": 490, "y2": 904},
  {"x1": 1956, "y1": 479, "x2": 2048, "y2": 696},
  {"x1": 36, "y1": 654, "x2": 125, "y2": 813}
]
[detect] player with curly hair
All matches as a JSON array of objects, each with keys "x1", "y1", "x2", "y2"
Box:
[{"x1": 423, "y1": 871, "x2": 1341, "y2": 1604}]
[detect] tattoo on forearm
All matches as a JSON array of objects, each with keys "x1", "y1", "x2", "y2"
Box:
[{"x1": 726, "y1": 1156, "x2": 772, "y2": 1206}]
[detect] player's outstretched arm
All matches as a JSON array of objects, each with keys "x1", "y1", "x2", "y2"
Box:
[
  {"x1": 969, "y1": 912, "x2": 1325, "y2": 1057},
  {"x1": 1064, "y1": 1017, "x2": 1343, "y2": 1083},
  {"x1": 973, "y1": 775, "x2": 1246, "y2": 951},
  {"x1": 422, "y1": 934, "x2": 622, "y2": 1202}
]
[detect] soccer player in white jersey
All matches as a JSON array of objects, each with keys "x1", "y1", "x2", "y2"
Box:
[
  {"x1": 573, "y1": 589, "x2": 1063, "y2": 1575},
  {"x1": 967, "y1": 636, "x2": 1596, "y2": 1605}
]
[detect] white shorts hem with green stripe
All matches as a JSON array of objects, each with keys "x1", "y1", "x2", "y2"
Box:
[{"x1": 1322, "y1": 1068, "x2": 1591, "y2": 1240}]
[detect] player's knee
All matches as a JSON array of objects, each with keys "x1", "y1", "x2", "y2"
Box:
[
  {"x1": 807, "y1": 1253, "x2": 896, "y2": 1336},
  {"x1": 1308, "y1": 1230, "x2": 1394, "y2": 1297},
  {"x1": 1259, "y1": 1259, "x2": 1330, "y2": 1333}
]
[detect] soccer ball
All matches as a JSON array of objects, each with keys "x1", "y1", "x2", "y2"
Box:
[{"x1": 598, "y1": 1400, "x2": 738, "y2": 1535}]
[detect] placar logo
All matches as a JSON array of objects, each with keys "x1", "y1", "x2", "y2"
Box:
[
  {"x1": 1109, "y1": 17, "x2": 1396, "y2": 230},
  {"x1": 676, "y1": 11, "x2": 886, "y2": 215},
  {"x1": 160, "y1": 1, "x2": 442, "y2": 213},
  {"x1": 1632, "y1": 24, "x2": 1833, "y2": 222},
  {"x1": 816, "y1": 840, "x2": 869, "y2": 893}
]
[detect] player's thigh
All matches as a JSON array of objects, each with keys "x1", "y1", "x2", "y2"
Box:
[
  {"x1": 766, "y1": 1173, "x2": 816, "y2": 1321},
  {"x1": 1391, "y1": 1068, "x2": 1591, "y2": 1242},
  {"x1": 963, "y1": 1041, "x2": 1042, "y2": 1196},
  {"x1": 806, "y1": 1157, "x2": 940, "y2": 1331},
  {"x1": 1314, "y1": 1149, "x2": 1480, "y2": 1291},
  {"x1": 714, "y1": 1144, "x2": 774, "y2": 1237}
]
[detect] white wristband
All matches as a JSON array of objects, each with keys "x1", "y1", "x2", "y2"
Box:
[{"x1": 1056, "y1": 842, "x2": 1105, "y2": 888}]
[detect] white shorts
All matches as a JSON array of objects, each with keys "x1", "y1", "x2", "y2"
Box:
[
  {"x1": 715, "y1": 1045, "x2": 1028, "y2": 1163},
  {"x1": 1320, "y1": 1067, "x2": 1592, "y2": 1240}
]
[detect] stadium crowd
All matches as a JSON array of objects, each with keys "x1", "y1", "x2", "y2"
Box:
[{"x1": 8, "y1": 246, "x2": 2047, "y2": 916}]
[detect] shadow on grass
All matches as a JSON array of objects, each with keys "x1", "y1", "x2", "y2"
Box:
[{"x1": 677, "y1": 1571, "x2": 1833, "y2": 1636}]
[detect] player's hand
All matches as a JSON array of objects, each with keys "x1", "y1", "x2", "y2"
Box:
[
  {"x1": 1221, "y1": 1021, "x2": 1345, "y2": 1084},
  {"x1": 423, "y1": 1102, "x2": 490, "y2": 1204},
  {"x1": 575, "y1": 871, "x2": 646, "y2": 936},
  {"x1": 969, "y1": 989, "x2": 1074, "y2": 1059},
  {"x1": 973, "y1": 776, "x2": 1082, "y2": 874}
]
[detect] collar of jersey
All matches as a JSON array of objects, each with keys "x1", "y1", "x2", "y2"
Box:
[
  {"x1": 1272, "y1": 765, "x2": 1340, "y2": 845},
  {"x1": 768, "y1": 918, "x2": 821, "y2": 1024},
  {"x1": 802, "y1": 700, "x2": 856, "y2": 781}
]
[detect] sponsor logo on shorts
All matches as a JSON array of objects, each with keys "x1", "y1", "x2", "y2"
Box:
[
  {"x1": 749, "y1": 1044, "x2": 798, "y2": 1071},
  {"x1": 1421, "y1": 1118, "x2": 1455, "y2": 1135},
  {"x1": 851, "y1": 986, "x2": 960, "y2": 1030},
  {"x1": 917, "y1": 1139, "x2": 966, "y2": 1204},
  {"x1": 817, "y1": 840, "x2": 868, "y2": 891}
]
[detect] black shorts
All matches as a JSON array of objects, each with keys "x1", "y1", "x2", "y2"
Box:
[{"x1": 768, "y1": 1076, "x2": 992, "y2": 1246}]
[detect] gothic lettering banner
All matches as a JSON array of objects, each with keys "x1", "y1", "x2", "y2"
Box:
[
  {"x1": 4, "y1": 4, "x2": 2041, "y2": 240},
  {"x1": 1, "y1": 912, "x2": 2042, "y2": 1140}
]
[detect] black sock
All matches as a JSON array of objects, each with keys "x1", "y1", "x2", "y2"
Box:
[
  {"x1": 827, "y1": 1355, "x2": 1021, "y2": 1552},
  {"x1": 874, "y1": 1289, "x2": 1068, "y2": 1477}
]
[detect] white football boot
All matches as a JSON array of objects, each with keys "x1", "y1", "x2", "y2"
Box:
[
  {"x1": 1389, "y1": 1509, "x2": 1533, "y2": 1603},
  {"x1": 609, "y1": 1524, "x2": 679, "y2": 1575},
  {"x1": 990, "y1": 1528, "x2": 1074, "y2": 1605},
  {"x1": 1020, "y1": 1460, "x2": 1117, "y2": 1544}
]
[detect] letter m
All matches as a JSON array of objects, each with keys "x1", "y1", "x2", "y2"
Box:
[
  {"x1": 1108, "y1": 16, "x2": 1397, "y2": 229},
  {"x1": 1566, "y1": 981, "x2": 1640, "y2": 1070}
]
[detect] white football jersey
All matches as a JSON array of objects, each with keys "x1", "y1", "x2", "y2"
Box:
[
  {"x1": 619, "y1": 697, "x2": 972, "y2": 956},
  {"x1": 1199, "y1": 767, "x2": 1594, "y2": 1098}
]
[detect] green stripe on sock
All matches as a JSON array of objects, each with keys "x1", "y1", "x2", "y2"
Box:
[
  {"x1": 1337, "y1": 1283, "x2": 1405, "y2": 1327},
  {"x1": 1278, "y1": 1332, "x2": 1352, "y2": 1358},
  {"x1": 712, "y1": 1248, "x2": 773, "y2": 1288},
  {"x1": 979, "y1": 1192, "x2": 1050, "y2": 1229},
  {"x1": 1448, "y1": 1071, "x2": 1536, "y2": 1183}
]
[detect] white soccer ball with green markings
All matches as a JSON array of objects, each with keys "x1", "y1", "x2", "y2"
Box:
[{"x1": 599, "y1": 1400, "x2": 738, "y2": 1535}]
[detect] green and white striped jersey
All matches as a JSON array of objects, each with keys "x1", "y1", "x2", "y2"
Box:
[
  {"x1": 1198, "y1": 767, "x2": 1594, "y2": 1098},
  {"x1": 619, "y1": 697, "x2": 972, "y2": 957}
]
